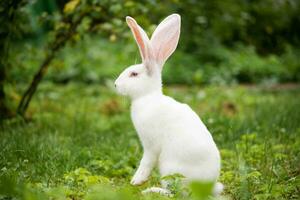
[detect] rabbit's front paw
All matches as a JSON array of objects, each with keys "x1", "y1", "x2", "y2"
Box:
[{"x1": 130, "y1": 170, "x2": 148, "y2": 185}]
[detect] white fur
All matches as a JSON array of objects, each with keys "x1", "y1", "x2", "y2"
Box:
[{"x1": 115, "y1": 14, "x2": 223, "y2": 195}]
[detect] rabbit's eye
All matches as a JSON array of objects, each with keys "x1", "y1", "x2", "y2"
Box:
[{"x1": 130, "y1": 72, "x2": 138, "y2": 77}]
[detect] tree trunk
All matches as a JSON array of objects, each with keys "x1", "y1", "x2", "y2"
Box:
[
  {"x1": 17, "y1": 52, "x2": 55, "y2": 116},
  {"x1": 17, "y1": 13, "x2": 84, "y2": 117}
]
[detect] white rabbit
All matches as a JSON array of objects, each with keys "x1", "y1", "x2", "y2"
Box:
[{"x1": 114, "y1": 14, "x2": 223, "y2": 196}]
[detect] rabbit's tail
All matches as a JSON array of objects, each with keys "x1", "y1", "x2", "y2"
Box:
[
  {"x1": 142, "y1": 187, "x2": 173, "y2": 197},
  {"x1": 213, "y1": 182, "x2": 224, "y2": 196}
]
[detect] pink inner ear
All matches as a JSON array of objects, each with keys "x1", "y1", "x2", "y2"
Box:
[
  {"x1": 126, "y1": 17, "x2": 155, "y2": 74},
  {"x1": 150, "y1": 14, "x2": 181, "y2": 67},
  {"x1": 132, "y1": 26, "x2": 146, "y2": 60},
  {"x1": 127, "y1": 17, "x2": 150, "y2": 63},
  {"x1": 158, "y1": 29, "x2": 179, "y2": 62}
]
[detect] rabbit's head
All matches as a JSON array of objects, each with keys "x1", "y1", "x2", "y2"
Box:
[{"x1": 115, "y1": 14, "x2": 181, "y2": 99}]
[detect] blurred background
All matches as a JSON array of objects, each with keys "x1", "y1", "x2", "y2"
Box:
[
  {"x1": 1, "y1": 1, "x2": 300, "y2": 200},
  {"x1": 1, "y1": 0, "x2": 300, "y2": 116}
]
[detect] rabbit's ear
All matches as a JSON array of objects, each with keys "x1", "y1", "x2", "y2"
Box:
[
  {"x1": 126, "y1": 16, "x2": 154, "y2": 74},
  {"x1": 150, "y1": 14, "x2": 181, "y2": 67}
]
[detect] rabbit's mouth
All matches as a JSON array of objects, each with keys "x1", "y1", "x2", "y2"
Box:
[{"x1": 114, "y1": 84, "x2": 127, "y2": 96}]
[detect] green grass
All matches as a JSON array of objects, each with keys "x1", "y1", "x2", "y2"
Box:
[{"x1": 1, "y1": 83, "x2": 300, "y2": 199}]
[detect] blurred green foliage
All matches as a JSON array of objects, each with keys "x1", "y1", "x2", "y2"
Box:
[
  {"x1": 3, "y1": 0, "x2": 300, "y2": 88},
  {"x1": 8, "y1": 36, "x2": 300, "y2": 89},
  {"x1": 0, "y1": 0, "x2": 27, "y2": 117}
]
